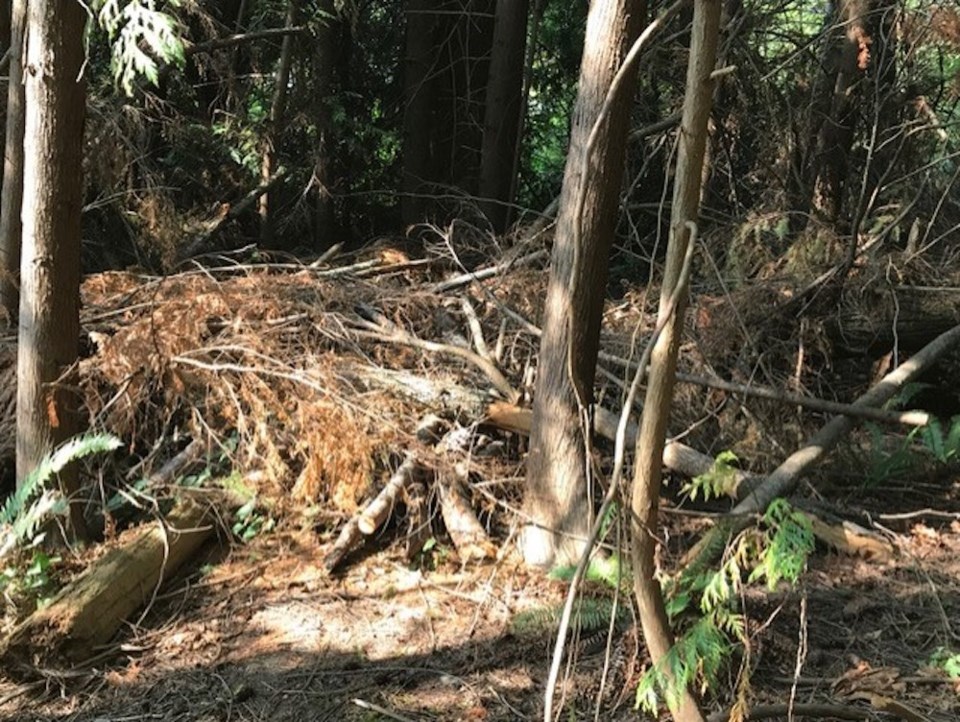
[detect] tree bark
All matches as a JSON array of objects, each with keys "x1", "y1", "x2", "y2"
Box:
[
  {"x1": 521, "y1": 0, "x2": 646, "y2": 568},
  {"x1": 401, "y1": 0, "x2": 441, "y2": 224},
  {"x1": 630, "y1": 1, "x2": 721, "y2": 720},
  {"x1": 312, "y1": 0, "x2": 338, "y2": 248},
  {"x1": 0, "y1": 0, "x2": 27, "y2": 325},
  {"x1": 258, "y1": 0, "x2": 298, "y2": 245},
  {"x1": 16, "y1": 0, "x2": 86, "y2": 539},
  {"x1": 478, "y1": 0, "x2": 529, "y2": 232}
]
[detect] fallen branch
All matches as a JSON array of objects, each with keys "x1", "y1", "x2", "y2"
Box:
[
  {"x1": 437, "y1": 472, "x2": 495, "y2": 562},
  {"x1": 324, "y1": 453, "x2": 419, "y2": 571},
  {"x1": 683, "y1": 322, "x2": 960, "y2": 570},
  {"x1": 0, "y1": 497, "x2": 212, "y2": 672},
  {"x1": 601, "y1": 354, "x2": 931, "y2": 427},
  {"x1": 176, "y1": 170, "x2": 288, "y2": 261},
  {"x1": 430, "y1": 249, "x2": 548, "y2": 293}
]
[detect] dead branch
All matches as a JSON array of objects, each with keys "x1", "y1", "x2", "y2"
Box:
[
  {"x1": 185, "y1": 27, "x2": 309, "y2": 57},
  {"x1": 177, "y1": 169, "x2": 288, "y2": 261},
  {"x1": 351, "y1": 315, "x2": 519, "y2": 402},
  {"x1": 324, "y1": 454, "x2": 419, "y2": 571},
  {"x1": 683, "y1": 322, "x2": 960, "y2": 571},
  {"x1": 430, "y1": 249, "x2": 548, "y2": 293},
  {"x1": 437, "y1": 471, "x2": 495, "y2": 562},
  {"x1": 599, "y1": 353, "x2": 930, "y2": 426}
]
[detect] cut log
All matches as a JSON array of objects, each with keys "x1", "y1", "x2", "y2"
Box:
[
  {"x1": 437, "y1": 471, "x2": 495, "y2": 562},
  {"x1": 324, "y1": 453, "x2": 420, "y2": 572},
  {"x1": 0, "y1": 497, "x2": 212, "y2": 672}
]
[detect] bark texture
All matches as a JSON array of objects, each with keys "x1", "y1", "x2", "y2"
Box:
[
  {"x1": 16, "y1": 0, "x2": 86, "y2": 537},
  {"x1": 630, "y1": 1, "x2": 721, "y2": 720},
  {"x1": 521, "y1": 0, "x2": 645, "y2": 568},
  {"x1": 258, "y1": 0, "x2": 298, "y2": 244},
  {"x1": 479, "y1": 0, "x2": 529, "y2": 231},
  {"x1": 0, "y1": 0, "x2": 27, "y2": 324}
]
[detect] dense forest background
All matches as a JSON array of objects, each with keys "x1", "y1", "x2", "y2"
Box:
[{"x1": 1, "y1": 1, "x2": 960, "y2": 720}]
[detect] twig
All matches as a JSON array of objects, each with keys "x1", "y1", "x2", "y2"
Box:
[
  {"x1": 460, "y1": 297, "x2": 492, "y2": 362},
  {"x1": 351, "y1": 698, "x2": 417, "y2": 722}
]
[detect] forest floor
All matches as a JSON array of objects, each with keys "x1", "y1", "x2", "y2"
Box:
[
  {"x1": 1, "y1": 476, "x2": 959, "y2": 721},
  {"x1": 1, "y1": 235, "x2": 960, "y2": 720}
]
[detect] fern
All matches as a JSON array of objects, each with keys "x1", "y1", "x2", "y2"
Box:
[
  {"x1": 636, "y1": 616, "x2": 731, "y2": 713},
  {"x1": 96, "y1": 0, "x2": 186, "y2": 96},
  {"x1": 0, "y1": 433, "x2": 121, "y2": 560}
]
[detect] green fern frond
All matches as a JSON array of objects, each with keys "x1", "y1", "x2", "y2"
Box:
[
  {"x1": 0, "y1": 433, "x2": 121, "y2": 559},
  {"x1": 636, "y1": 616, "x2": 731, "y2": 713}
]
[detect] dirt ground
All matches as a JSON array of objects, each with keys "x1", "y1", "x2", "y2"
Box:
[{"x1": 1, "y1": 472, "x2": 959, "y2": 722}]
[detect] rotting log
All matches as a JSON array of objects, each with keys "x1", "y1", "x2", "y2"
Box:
[{"x1": 0, "y1": 496, "x2": 212, "y2": 672}]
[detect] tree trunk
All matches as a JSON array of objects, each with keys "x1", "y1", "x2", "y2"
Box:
[
  {"x1": 478, "y1": 0, "x2": 529, "y2": 232},
  {"x1": 312, "y1": 0, "x2": 337, "y2": 249},
  {"x1": 801, "y1": 0, "x2": 887, "y2": 226},
  {"x1": 630, "y1": 1, "x2": 721, "y2": 720},
  {"x1": 401, "y1": 0, "x2": 441, "y2": 224},
  {"x1": 258, "y1": 0, "x2": 298, "y2": 245},
  {"x1": 521, "y1": 0, "x2": 645, "y2": 568},
  {"x1": 16, "y1": 0, "x2": 86, "y2": 539},
  {"x1": 0, "y1": 0, "x2": 27, "y2": 325}
]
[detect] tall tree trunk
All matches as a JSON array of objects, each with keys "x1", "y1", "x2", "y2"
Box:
[
  {"x1": 479, "y1": 0, "x2": 529, "y2": 232},
  {"x1": 258, "y1": 0, "x2": 298, "y2": 245},
  {"x1": 0, "y1": 0, "x2": 27, "y2": 325},
  {"x1": 800, "y1": 0, "x2": 887, "y2": 227},
  {"x1": 17, "y1": 0, "x2": 87, "y2": 539},
  {"x1": 401, "y1": 0, "x2": 440, "y2": 224},
  {"x1": 521, "y1": 0, "x2": 645, "y2": 568},
  {"x1": 312, "y1": 0, "x2": 337, "y2": 248},
  {"x1": 630, "y1": 1, "x2": 721, "y2": 720}
]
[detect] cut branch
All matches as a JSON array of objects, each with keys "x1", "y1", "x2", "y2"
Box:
[{"x1": 324, "y1": 453, "x2": 419, "y2": 571}]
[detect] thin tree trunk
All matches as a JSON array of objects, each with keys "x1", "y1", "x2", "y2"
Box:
[
  {"x1": 521, "y1": 0, "x2": 646, "y2": 568},
  {"x1": 0, "y1": 0, "x2": 27, "y2": 325},
  {"x1": 258, "y1": 0, "x2": 298, "y2": 245},
  {"x1": 17, "y1": 0, "x2": 87, "y2": 540},
  {"x1": 312, "y1": 0, "x2": 337, "y2": 248},
  {"x1": 479, "y1": 0, "x2": 529, "y2": 232},
  {"x1": 630, "y1": 1, "x2": 721, "y2": 720}
]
